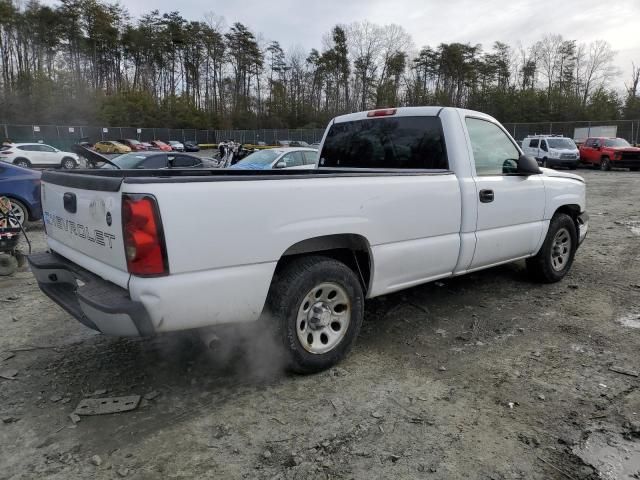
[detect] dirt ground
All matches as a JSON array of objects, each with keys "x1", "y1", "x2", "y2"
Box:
[{"x1": 1, "y1": 169, "x2": 639, "y2": 480}]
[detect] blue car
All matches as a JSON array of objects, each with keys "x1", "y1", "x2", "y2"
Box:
[{"x1": 0, "y1": 163, "x2": 41, "y2": 226}]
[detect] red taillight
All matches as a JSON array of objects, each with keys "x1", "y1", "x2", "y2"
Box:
[
  {"x1": 122, "y1": 194, "x2": 168, "y2": 276},
  {"x1": 367, "y1": 108, "x2": 397, "y2": 117}
]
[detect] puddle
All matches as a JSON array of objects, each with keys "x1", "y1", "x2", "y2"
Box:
[
  {"x1": 573, "y1": 430, "x2": 640, "y2": 480},
  {"x1": 618, "y1": 312, "x2": 640, "y2": 329}
]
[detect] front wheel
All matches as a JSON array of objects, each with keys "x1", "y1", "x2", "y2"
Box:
[
  {"x1": 600, "y1": 157, "x2": 611, "y2": 171},
  {"x1": 526, "y1": 213, "x2": 577, "y2": 283},
  {"x1": 542, "y1": 158, "x2": 548, "y2": 168},
  {"x1": 630, "y1": 167, "x2": 639, "y2": 172},
  {"x1": 266, "y1": 256, "x2": 364, "y2": 374}
]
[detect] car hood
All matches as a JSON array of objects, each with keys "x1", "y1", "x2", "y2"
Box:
[
  {"x1": 609, "y1": 146, "x2": 640, "y2": 152},
  {"x1": 540, "y1": 167, "x2": 584, "y2": 183}
]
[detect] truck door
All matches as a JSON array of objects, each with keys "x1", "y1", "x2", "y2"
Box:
[
  {"x1": 464, "y1": 117, "x2": 545, "y2": 269},
  {"x1": 582, "y1": 138, "x2": 597, "y2": 164}
]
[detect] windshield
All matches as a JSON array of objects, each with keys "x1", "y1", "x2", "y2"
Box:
[
  {"x1": 237, "y1": 149, "x2": 279, "y2": 166},
  {"x1": 604, "y1": 138, "x2": 631, "y2": 148},
  {"x1": 547, "y1": 138, "x2": 576, "y2": 149},
  {"x1": 128, "y1": 139, "x2": 141, "y2": 145}
]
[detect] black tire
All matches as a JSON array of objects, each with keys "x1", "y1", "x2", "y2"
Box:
[
  {"x1": 542, "y1": 158, "x2": 548, "y2": 168},
  {"x1": 569, "y1": 163, "x2": 578, "y2": 170},
  {"x1": 61, "y1": 157, "x2": 77, "y2": 169},
  {"x1": 13, "y1": 158, "x2": 31, "y2": 168},
  {"x1": 526, "y1": 213, "x2": 577, "y2": 283},
  {"x1": 600, "y1": 157, "x2": 611, "y2": 171},
  {"x1": 630, "y1": 167, "x2": 639, "y2": 172},
  {"x1": 266, "y1": 256, "x2": 364, "y2": 374}
]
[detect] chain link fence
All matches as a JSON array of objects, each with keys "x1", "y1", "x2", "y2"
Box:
[
  {"x1": 2, "y1": 120, "x2": 640, "y2": 150},
  {"x1": 0, "y1": 124, "x2": 326, "y2": 150},
  {"x1": 502, "y1": 120, "x2": 640, "y2": 144}
]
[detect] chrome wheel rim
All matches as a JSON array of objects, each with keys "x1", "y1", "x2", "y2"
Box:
[
  {"x1": 9, "y1": 201, "x2": 25, "y2": 226},
  {"x1": 296, "y1": 282, "x2": 351, "y2": 354},
  {"x1": 15, "y1": 161, "x2": 28, "y2": 168},
  {"x1": 62, "y1": 159, "x2": 75, "y2": 169},
  {"x1": 551, "y1": 227, "x2": 571, "y2": 272}
]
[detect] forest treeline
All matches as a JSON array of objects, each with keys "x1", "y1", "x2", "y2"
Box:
[{"x1": 1, "y1": 0, "x2": 640, "y2": 128}]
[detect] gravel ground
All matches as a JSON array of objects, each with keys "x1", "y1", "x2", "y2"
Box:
[{"x1": 0, "y1": 169, "x2": 639, "y2": 480}]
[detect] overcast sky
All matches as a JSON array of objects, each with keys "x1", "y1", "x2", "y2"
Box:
[{"x1": 55, "y1": 0, "x2": 640, "y2": 89}]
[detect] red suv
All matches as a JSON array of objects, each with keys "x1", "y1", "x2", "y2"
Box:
[{"x1": 579, "y1": 137, "x2": 640, "y2": 171}]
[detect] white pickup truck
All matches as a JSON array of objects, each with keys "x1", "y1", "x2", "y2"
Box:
[{"x1": 29, "y1": 107, "x2": 588, "y2": 373}]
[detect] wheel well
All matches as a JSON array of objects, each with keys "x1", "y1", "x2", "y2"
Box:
[
  {"x1": 554, "y1": 204, "x2": 581, "y2": 233},
  {"x1": 276, "y1": 234, "x2": 372, "y2": 294},
  {"x1": 13, "y1": 157, "x2": 30, "y2": 165}
]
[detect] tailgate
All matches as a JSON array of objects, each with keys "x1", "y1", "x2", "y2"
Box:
[{"x1": 41, "y1": 171, "x2": 128, "y2": 272}]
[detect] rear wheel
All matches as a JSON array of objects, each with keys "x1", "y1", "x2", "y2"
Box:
[
  {"x1": 600, "y1": 157, "x2": 611, "y2": 171},
  {"x1": 7, "y1": 198, "x2": 27, "y2": 226},
  {"x1": 13, "y1": 158, "x2": 30, "y2": 169},
  {"x1": 61, "y1": 157, "x2": 76, "y2": 169},
  {"x1": 266, "y1": 256, "x2": 364, "y2": 373},
  {"x1": 526, "y1": 213, "x2": 577, "y2": 283},
  {"x1": 630, "y1": 167, "x2": 639, "y2": 172}
]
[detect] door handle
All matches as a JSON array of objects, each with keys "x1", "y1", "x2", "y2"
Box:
[
  {"x1": 479, "y1": 189, "x2": 494, "y2": 203},
  {"x1": 63, "y1": 192, "x2": 77, "y2": 213}
]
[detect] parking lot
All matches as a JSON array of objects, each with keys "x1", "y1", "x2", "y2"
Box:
[{"x1": 0, "y1": 169, "x2": 639, "y2": 479}]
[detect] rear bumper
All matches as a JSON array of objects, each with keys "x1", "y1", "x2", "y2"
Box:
[
  {"x1": 540, "y1": 158, "x2": 579, "y2": 167},
  {"x1": 28, "y1": 251, "x2": 154, "y2": 337}
]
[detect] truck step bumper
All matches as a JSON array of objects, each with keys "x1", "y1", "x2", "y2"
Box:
[{"x1": 28, "y1": 251, "x2": 154, "y2": 337}]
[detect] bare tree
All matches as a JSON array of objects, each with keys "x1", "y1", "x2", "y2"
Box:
[{"x1": 575, "y1": 40, "x2": 617, "y2": 106}]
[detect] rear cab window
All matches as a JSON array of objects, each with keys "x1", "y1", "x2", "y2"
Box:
[{"x1": 319, "y1": 116, "x2": 448, "y2": 169}]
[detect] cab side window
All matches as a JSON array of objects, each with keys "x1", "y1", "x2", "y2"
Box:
[
  {"x1": 282, "y1": 152, "x2": 304, "y2": 167},
  {"x1": 466, "y1": 117, "x2": 520, "y2": 176},
  {"x1": 529, "y1": 139, "x2": 539, "y2": 148},
  {"x1": 303, "y1": 151, "x2": 318, "y2": 165},
  {"x1": 540, "y1": 140, "x2": 548, "y2": 152}
]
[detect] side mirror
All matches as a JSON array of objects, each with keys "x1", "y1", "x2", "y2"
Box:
[
  {"x1": 275, "y1": 161, "x2": 286, "y2": 169},
  {"x1": 517, "y1": 154, "x2": 542, "y2": 175},
  {"x1": 594, "y1": 145, "x2": 600, "y2": 151}
]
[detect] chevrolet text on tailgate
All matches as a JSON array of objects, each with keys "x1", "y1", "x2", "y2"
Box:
[{"x1": 29, "y1": 107, "x2": 588, "y2": 373}]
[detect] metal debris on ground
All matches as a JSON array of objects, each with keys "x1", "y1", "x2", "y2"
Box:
[
  {"x1": 74, "y1": 395, "x2": 141, "y2": 416},
  {"x1": 91, "y1": 455, "x2": 102, "y2": 466},
  {"x1": 608, "y1": 365, "x2": 639, "y2": 377},
  {"x1": 143, "y1": 391, "x2": 160, "y2": 400},
  {"x1": 69, "y1": 413, "x2": 81, "y2": 424},
  {"x1": 0, "y1": 369, "x2": 18, "y2": 380}
]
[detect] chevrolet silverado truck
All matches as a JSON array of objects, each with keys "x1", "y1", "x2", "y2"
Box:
[
  {"x1": 579, "y1": 137, "x2": 640, "y2": 171},
  {"x1": 29, "y1": 107, "x2": 588, "y2": 373}
]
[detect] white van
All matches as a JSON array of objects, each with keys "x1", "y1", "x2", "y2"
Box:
[{"x1": 521, "y1": 135, "x2": 579, "y2": 169}]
